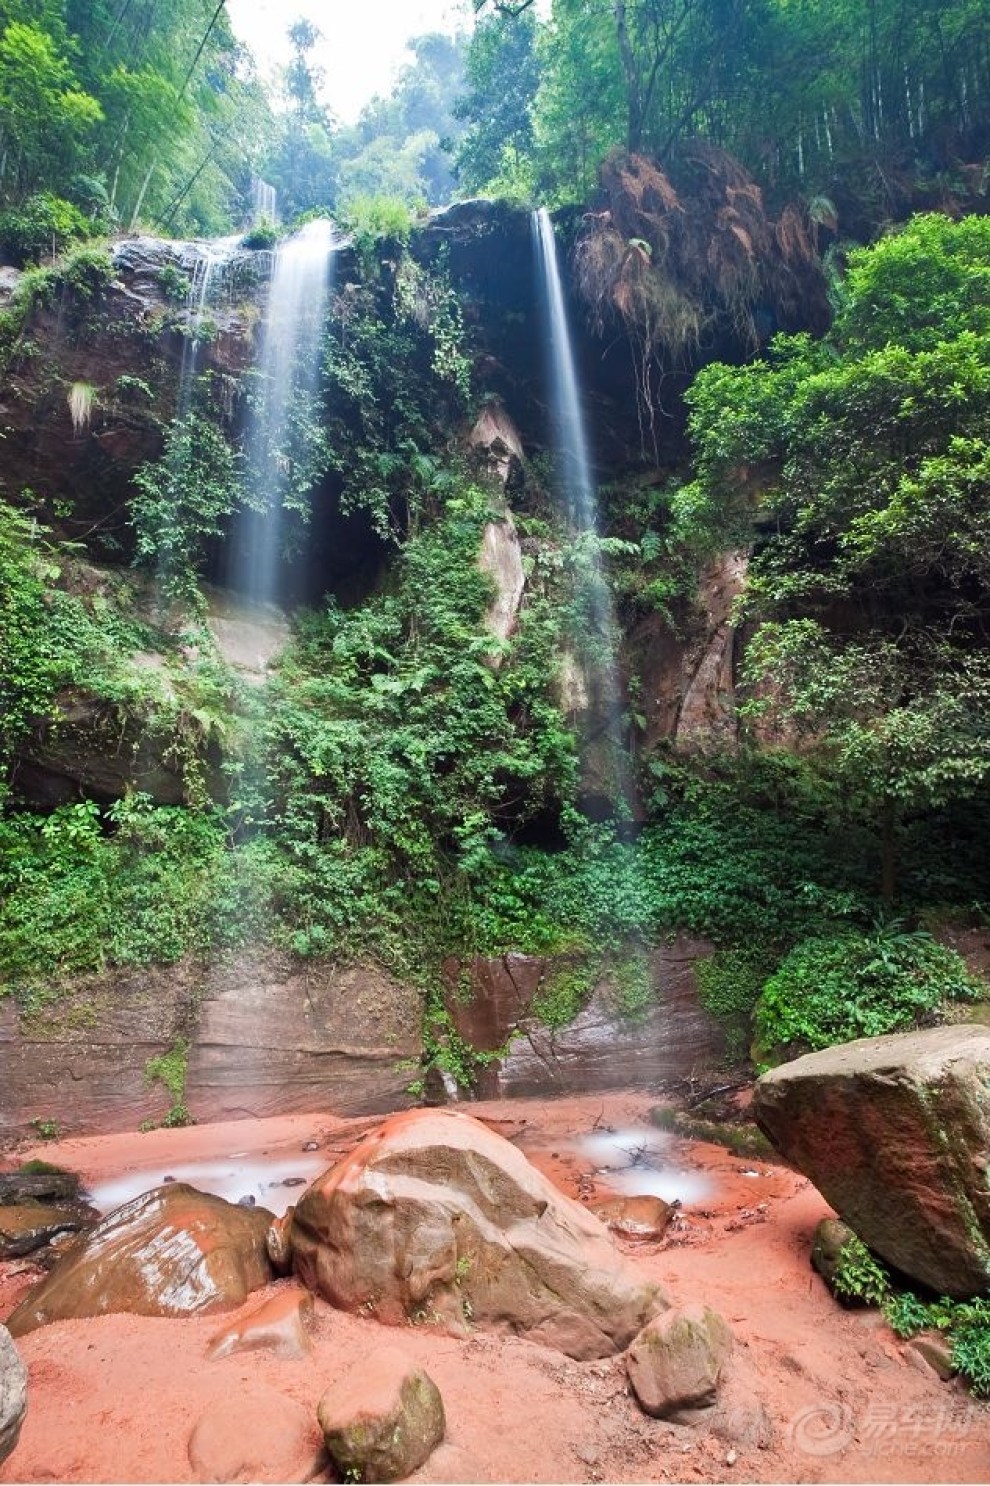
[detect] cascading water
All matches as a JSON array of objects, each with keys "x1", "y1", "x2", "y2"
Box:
[
  {"x1": 532, "y1": 207, "x2": 632, "y2": 816},
  {"x1": 176, "y1": 236, "x2": 241, "y2": 416},
  {"x1": 231, "y1": 218, "x2": 337, "y2": 609},
  {"x1": 251, "y1": 176, "x2": 278, "y2": 226}
]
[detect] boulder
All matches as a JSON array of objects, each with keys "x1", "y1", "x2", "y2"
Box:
[
  {"x1": 0, "y1": 1202, "x2": 95, "y2": 1259},
  {"x1": 6, "y1": 1184, "x2": 273, "y2": 1337},
  {"x1": 317, "y1": 1348, "x2": 445, "y2": 1484},
  {"x1": 753, "y1": 1025, "x2": 990, "y2": 1297},
  {"x1": 291, "y1": 1108, "x2": 664, "y2": 1360},
  {"x1": 188, "y1": 1381, "x2": 325, "y2": 1484},
  {"x1": 207, "y1": 1287, "x2": 314, "y2": 1361},
  {"x1": 625, "y1": 1305, "x2": 734, "y2": 1418},
  {"x1": 0, "y1": 1325, "x2": 27, "y2": 1467}
]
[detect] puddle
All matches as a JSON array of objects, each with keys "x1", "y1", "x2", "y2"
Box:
[
  {"x1": 89, "y1": 1150, "x2": 328, "y2": 1217},
  {"x1": 576, "y1": 1127, "x2": 714, "y2": 1205}
]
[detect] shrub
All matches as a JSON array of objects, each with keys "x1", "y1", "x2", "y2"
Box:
[
  {"x1": 0, "y1": 192, "x2": 93, "y2": 266},
  {"x1": 753, "y1": 921, "x2": 984, "y2": 1061}
]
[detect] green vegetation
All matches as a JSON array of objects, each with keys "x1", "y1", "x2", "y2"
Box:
[
  {"x1": 754, "y1": 923, "x2": 984, "y2": 1063},
  {"x1": 144, "y1": 1037, "x2": 192, "y2": 1128},
  {"x1": 829, "y1": 1235, "x2": 990, "y2": 1399}
]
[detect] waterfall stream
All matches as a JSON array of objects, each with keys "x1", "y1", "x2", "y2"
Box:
[
  {"x1": 231, "y1": 218, "x2": 337, "y2": 609},
  {"x1": 532, "y1": 208, "x2": 632, "y2": 817}
]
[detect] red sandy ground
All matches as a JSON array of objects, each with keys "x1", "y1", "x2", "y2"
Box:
[{"x1": 1, "y1": 1090, "x2": 987, "y2": 1485}]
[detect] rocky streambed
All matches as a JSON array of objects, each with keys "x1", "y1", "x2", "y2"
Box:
[{"x1": 2, "y1": 1088, "x2": 988, "y2": 1484}]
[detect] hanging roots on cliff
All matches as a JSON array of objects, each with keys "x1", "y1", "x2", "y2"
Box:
[{"x1": 574, "y1": 144, "x2": 830, "y2": 459}]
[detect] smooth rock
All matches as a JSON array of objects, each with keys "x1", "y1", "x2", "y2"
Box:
[
  {"x1": 188, "y1": 1381, "x2": 325, "y2": 1483},
  {"x1": 753, "y1": 1025, "x2": 990, "y2": 1297},
  {"x1": 291, "y1": 1108, "x2": 664, "y2": 1360},
  {"x1": 0, "y1": 1203, "x2": 94, "y2": 1258},
  {"x1": 207, "y1": 1286, "x2": 314, "y2": 1361},
  {"x1": 317, "y1": 1348, "x2": 445, "y2": 1483},
  {"x1": 626, "y1": 1305, "x2": 734, "y2": 1418},
  {"x1": 0, "y1": 1325, "x2": 27, "y2": 1467},
  {"x1": 6, "y1": 1184, "x2": 273, "y2": 1337},
  {"x1": 590, "y1": 1194, "x2": 674, "y2": 1241}
]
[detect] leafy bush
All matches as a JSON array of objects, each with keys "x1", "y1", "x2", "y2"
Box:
[
  {"x1": 241, "y1": 218, "x2": 279, "y2": 250},
  {"x1": 0, "y1": 192, "x2": 93, "y2": 266},
  {"x1": 754, "y1": 921, "x2": 984, "y2": 1060}
]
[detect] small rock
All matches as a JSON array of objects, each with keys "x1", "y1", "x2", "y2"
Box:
[
  {"x1": 207, "y1": 1287, "x2": 314, "y2": 1361},
  {"x1": 590, "y1": 1195, "x2": 674, "y2": 1242},
  {"x1": 237, "y1": 1195, "x2": 256, "y2": 1207},
  {"x1": 626, "y1": 1305, "x2": 733, "y2": 1418},
  {"x1": 317, "y1": 1348, "x2": 445, "y2": 1483},
  {"x1": 163, "y1": 1175, "x2": 176, "y2": 1183},
  {"x1": 302, "y1": 1142, "x2": 319, "y2": 1153},
  {"x1": 0, "y1": 1324, "x2": 28, "y2": 1467},
  {"x1": 280, "y1": 1177, "x2": 307, "y2": 1188},
  {"x1": 907, "y1": 1332, "x2": 956, "y2": 1381},
  {"x1": 188, "y1": 1382, "x2": 325, "y2": 1483},
  {"x1": 726, "y1": 1449, "x2": 738, "y2": 1466},
  {"x1": 810, "y1": 1217, "x2": 858, "y2": 1295}
]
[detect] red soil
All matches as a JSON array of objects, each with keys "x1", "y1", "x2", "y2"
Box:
[{"x1": 1, "y1": 1091, "x2": 987, "y2": 1484}]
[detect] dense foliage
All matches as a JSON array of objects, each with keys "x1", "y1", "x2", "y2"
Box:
[
  {"x1": 468, "y1": 0, "x2": 990, "y2": 214},
  {"x1": 676, "y1": 213, "x2": 990, "y2": 905}
]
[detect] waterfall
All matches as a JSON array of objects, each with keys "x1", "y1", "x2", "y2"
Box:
[
  {"x1": 232, "y1": 218, "x2": 337, "y2": 608},
  {"x1": 251, "y1": 176, "x2": 278, "y2": 226},
  {"x1": 177, "y1": 236, "x2": 240, "y2": 416},
  {"x1": 532, "y1": 207, "x2": 632, "y2": 818}
]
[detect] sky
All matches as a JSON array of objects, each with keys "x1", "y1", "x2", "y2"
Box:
[{"x1": 226, "y1": 0, "x2": 473, "y2": 124}]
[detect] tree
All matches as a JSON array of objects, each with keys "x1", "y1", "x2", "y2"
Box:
[
  {"x1": 676, "y1": 213, "x2": 990, "y2": 900},
  {"x1": 0, "y1": 21, "x2": 102, "y2": 195},
  {"x1": 455, "y1": 8, "x2": 541, "y2": 194}
]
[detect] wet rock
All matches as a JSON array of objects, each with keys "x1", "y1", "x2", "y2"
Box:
[
  {"x1": 478, "y1": 514, "x2": 525, "y2": 653},
  {"x1": 589, "y1": 1194, "x2": 674, "y2": 1241},
  {"x1": 0, "y1": 1169, "x2": 83, "y2": 1205},
  {"x1": 0, "y1": 1203, "x2": 94, "y2": 1258},
  {"x1": 0, "y1": 1325, "x2": 28, "y2": 1467},
  {"x1": 266, "y1": 1209, "x2": 295, "y2": 1274},
  {"x1": 6, "y1": 1184, "x2": 273, "y2": 1337},
  {"x1": 441, "y1": 953, "x2": 546, "y2": 1054},
  {"x1": 753, "y1": 1025, "x2": 990, "y2": 1297},
  {"x1": 207, "y1": 1286, "x2": 314, "y2": 1361},
  {"x1": 810, "y1": 1216, "x2": 859, "y2": 1295},
  {"x1": 317, "y1": 1348, "x2": 445, "y2": 1483},
  {"x1": 626, "y1": 1305, "x2": 734, "y2": 1418},
  {"x1": 188, "y1": 1381, "x2": 325, "y2": 1484},
  {"x1": 291, "y1": 1108, "x2": 664, "y2": 1360}
]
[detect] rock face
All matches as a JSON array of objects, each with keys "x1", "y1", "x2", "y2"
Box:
[
  {"x1": 1, "y1": 954, "x2": 421, "y2": 1137},
  {"x1": 317, "y1": 1349, "x2": 445, "y2": 1483},
  {"x1": 291, "y1": 1108, "x2": 664, "y2": 1360},
  {"x1": 449, "y1": 940, "x2": 727, "y2": 1097},
  {"x1": 625, "y1": 1306, "x2": 734, "y2": 1418},
  {"x1": 0, "y1": 1325, "x2": 28, "y2": 1467},
  {"x1": 753, "y1": 1025, "x2": 990, "y2": 1297},
  {"x1": 6, "y1": 1184, "x2": 273, "y2": 1337}
]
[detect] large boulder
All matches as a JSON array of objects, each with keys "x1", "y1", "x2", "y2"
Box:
[
  {"x1": 290, "y1": 1108, "x2": 664, "y2": 1359},
  {"x1": 317, "y1": 1349, "x2": 445, "y2": 1483},
  {"x1": 0, "y1": 1325, "x2": 27, "y2": 1467},
  {"x1": 188, "y1": 1381, "x2": 325, "y2": 1484},
  {"x1": 6, "y1": 1184, "x2": 273, "y2": 1337},
  {"x1": 753, "y1": 1025, "x2": 990, "y2": 1297}
]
